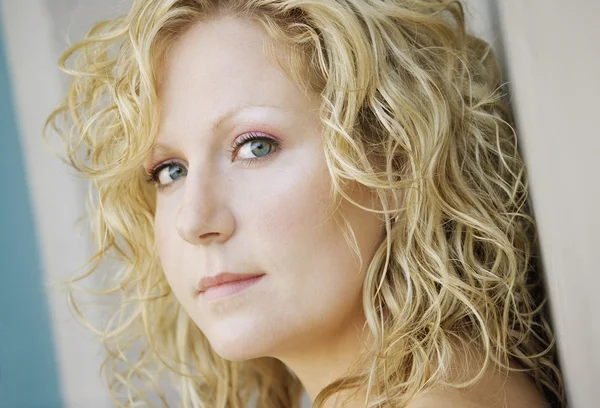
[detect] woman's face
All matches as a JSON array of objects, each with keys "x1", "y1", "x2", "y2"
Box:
[{"x1": 151, "y1": 15, "x2": 384, "y2": 362}]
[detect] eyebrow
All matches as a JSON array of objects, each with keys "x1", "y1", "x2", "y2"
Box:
[{"x1": 210, "y1": 103, "x2": 286, "y2": 132}]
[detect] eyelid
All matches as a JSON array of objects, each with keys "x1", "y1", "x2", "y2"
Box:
[
  {"x1": 230, "y1": 131, "x2": 277, "y2": 150},
  {"x1": 146, "y1": 158, "x2": 178, "y2": 177},
  {"x1": 229, "y1": 131, "x2": 280, "y2": 161}
]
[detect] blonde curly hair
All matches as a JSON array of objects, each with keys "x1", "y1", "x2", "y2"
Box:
[{"x1": 45, "y1": 0, "x2": 566, "y2": 407}]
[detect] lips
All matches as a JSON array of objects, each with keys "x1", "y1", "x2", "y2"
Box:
[{"x1": 197, "y1": 272, "x2": 266, "y2": 293}]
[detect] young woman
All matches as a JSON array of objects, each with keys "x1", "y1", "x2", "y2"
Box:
[{"x1": 45, "y1": 0, "x2": 566, "y2": 407}]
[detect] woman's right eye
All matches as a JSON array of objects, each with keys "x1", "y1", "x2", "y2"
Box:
[{"x1": 151, "y1": 162, "x2": 188, "y2": 187}]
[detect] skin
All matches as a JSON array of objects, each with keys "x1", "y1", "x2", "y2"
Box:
[
  {"x1": 149, "y1": 15, "x2": 384, "y2": 402},
  {"x1": 147, "y1": 13, "x2": 551, "y2": 408},
  {"x1": 406, "y1": 355, "x2": 552, "y2": 408}
]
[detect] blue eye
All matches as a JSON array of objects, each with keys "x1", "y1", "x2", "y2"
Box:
[
  {"x1": 231, "y1": 133, "x2": 279, "y2": 162},
  {"x1": 236, "y1": 138, "x2": 274, "y2": 160},
  {"x1": 152, "y1": 162, "x2": 187, "y2": 187}
]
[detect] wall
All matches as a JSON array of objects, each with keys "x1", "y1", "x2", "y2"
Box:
[
  {"x1": 496, "y1": 2, "x2": 600, "y2": 407},
  {"x1": 0, "y1": 7, "x2": 62, "y2": 407},
  {"x1": 0, "y1": 1, "x2": 124, "y2": 407}
]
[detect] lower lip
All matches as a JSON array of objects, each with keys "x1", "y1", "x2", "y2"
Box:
[{"x1": 200, "y1": 275, "x2": 265, "y2": 301}]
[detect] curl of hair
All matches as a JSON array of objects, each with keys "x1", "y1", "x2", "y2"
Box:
[{"x1": 45, "y1": 0, "x2": 566, "y2": 407}]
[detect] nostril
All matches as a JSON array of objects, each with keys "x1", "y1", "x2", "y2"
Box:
[{"x1": 199, "y1": 232, "x2": 219, "y2": 240}]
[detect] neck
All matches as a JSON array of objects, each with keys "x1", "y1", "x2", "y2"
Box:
[{"x1": 274, "y1": 312, "x2": 375, "y2": 405}]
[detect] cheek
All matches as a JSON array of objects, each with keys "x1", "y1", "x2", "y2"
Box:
[
  {"x1": 248, "y1": 158, "x2": 370, "y2": 294},
  {"x1": 242, "y1": 155, "x2": 333, "y2": 250},
  {"x1": 153, "y1": 198, "x2": 185, "y2": 291},
  {"x1": 154, "y1": 200, "x2": 171, "y2": 258}
]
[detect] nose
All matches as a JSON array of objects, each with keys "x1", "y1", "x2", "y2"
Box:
[{"x1": 175, "y1": 172, "x2": 235, "y2": 246}]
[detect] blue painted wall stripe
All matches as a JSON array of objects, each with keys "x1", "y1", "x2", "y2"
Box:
[{"x1": 0, "y1": 11, "x2": 63, "y2": 408}]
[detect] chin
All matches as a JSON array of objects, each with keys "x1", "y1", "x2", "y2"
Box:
[
  {"x1": 209, "y1": 338, "x2": 271, "y2": 362},
  {"x1": 204, "y1": 323, "x2": 276, "y2": 362}
]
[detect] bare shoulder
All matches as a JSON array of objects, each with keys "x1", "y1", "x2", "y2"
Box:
[{"x1": 406, "y1": 364, "x2": 550, "y2": 408}]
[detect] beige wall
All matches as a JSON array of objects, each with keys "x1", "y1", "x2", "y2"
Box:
[{"x1": 497, "y1": 1, "x2": 600, "y2": 407}]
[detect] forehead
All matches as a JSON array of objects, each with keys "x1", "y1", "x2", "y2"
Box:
[{"x1": 157, "y1": 15, "x2": 315, "y2": 135}]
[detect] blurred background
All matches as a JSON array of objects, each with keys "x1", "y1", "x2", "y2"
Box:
[{"x1": 0, "y1": 0, "x2": 598, "y2": 407}]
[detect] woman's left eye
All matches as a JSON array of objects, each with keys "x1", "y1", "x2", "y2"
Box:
[{"x1": 232, "y1": 133, "x2": 280, "y2": 162}]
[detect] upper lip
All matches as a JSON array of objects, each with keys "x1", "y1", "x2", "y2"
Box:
[{"x1": 197, "y1": 272, "x2": 265, "y2": 293}]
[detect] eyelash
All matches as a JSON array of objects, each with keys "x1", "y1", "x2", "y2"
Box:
[{"x1": 145, "y1": 132, "x2": 280, "y2": 190}]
